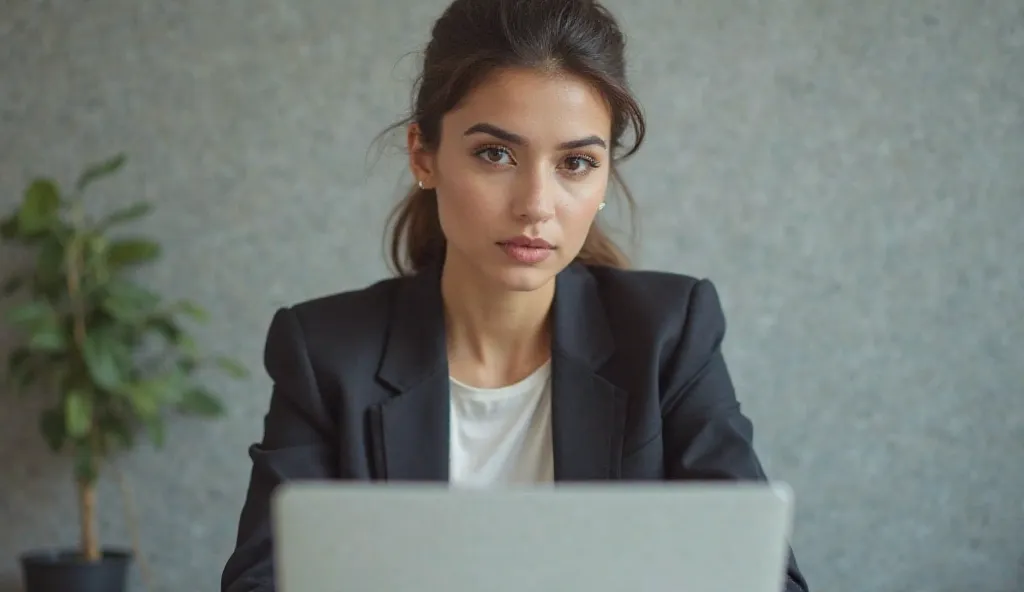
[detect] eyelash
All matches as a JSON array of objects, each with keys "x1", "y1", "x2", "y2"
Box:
[{"x1": 473, "y1": 145, "x2": 601, "y2": 176}]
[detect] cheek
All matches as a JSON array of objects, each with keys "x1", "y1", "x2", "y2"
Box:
[
  {"x1": 557, "y1": 185, "x2": 605, "y2": 241},
  {"x1": 435, "y1": 169, "x2": 509, "y2": 242}
]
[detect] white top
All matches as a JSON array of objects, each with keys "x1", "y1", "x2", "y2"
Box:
[{"x1": 448, "y1": 361, "x2": 555, "y2": 486}]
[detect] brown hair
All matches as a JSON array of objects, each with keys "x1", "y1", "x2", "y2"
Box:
[{"x1": 384, "y1": 0, "x2": 646, "y2": 275}]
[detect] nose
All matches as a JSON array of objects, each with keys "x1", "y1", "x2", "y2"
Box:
[{"x1": 511, "y1": 167, "x2": 555, "y2": 223}]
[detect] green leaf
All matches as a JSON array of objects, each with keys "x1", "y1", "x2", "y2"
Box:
[
  {"x1": 97, "y1": 202, "x2": 152, "y2": 229},
  {"x1": 5, "y1": 301, "x2": 58, "y2": 330},
  {"x1": 73, "y1": 446, "x2": 99, "y2": 484},
  {"x1": 28, "y1": 323, "x2": 67, "y2": 352},
  {"x1": 6, "y1": 300, "x2": 67, "y2": 354},
  {"x1": 129, "y1": 390, "x2": 161, "y2": 418},
  {"x1": 4, "y1": 347, "x2": 37, "y2": 392},
  {"x1": 107, "y1": 238, "x2": 160, "y2": 268},
  {"x1": 177, "y1": 358, "x2": 198, "y2": 374},
  {"x1": 79, "y1": 232, "x2": 111, "y2": 282},
  {"x1": 121, "y1": 376, "x2": 175, "y2": 419},
  {"x1": 213, "y1": 356, "x2": 249, "y2": 379},
  {"x1": 39, "y1": 408, "x2": 66, "y2": 452},
  {"x1": 149, "y1": 315, "x2": 181, "y2": 342},
  {"x1": 99, "y1": 415, "x2": 135, "y2": 450},
  {"x1": 18, "y1": 179, "x2": 61, "y2": 234},
  {"x1": 82, "y1": 332, "x2": 124, "y2": 390},
  {"x1": 75, "y1": 153, "x2": 126, "y2": 192},
  {"x1": 1, "y1": 274, "x2": 27, "y2": 296},
  {"x1": 173, "y1": 299, "x2": 208, "y2": 322},
  {"x1": 64, "y1": 390, "x2": 93, "y2": 437},
  {"x1": 146, "y1": 417, "x2": 165, "y2": 448},
  {"x1": 178, "y1": 387, "x2": 224, "y2": 417},
  {"x1": 0, "y1": 214, "x2": 19, "y2": 239},
  {"x1": 34, "y1": 234, "x2": 67, "y2": 282},
  {"x1": 175, "y1": 334, "x2": 199, "y2": 358},
  {"x1": 27, "y1": 237, "x2": 69, "y2": 301},
  {"x1": 102, "y1": 280, "x2": 160, "y2": 322}
]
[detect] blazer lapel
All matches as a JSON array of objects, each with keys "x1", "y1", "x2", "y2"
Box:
[
  {"x1": 372, "y1": 263, "x2": 449, "y2": 482},
  {"x1": 550, "y1": 264, "x2": 628, "y2": 481},
  {"x1": 369, "y1": 261, "x2": 627, "y2": 483}
]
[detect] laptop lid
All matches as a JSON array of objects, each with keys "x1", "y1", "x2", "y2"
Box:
[{"x1": 272, "y1": 482, "x2": 794, "y2": 592}]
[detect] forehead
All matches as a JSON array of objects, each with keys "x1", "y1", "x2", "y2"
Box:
[{"x1": 444, "y1": 67, "x2": 613, "y2": 143}]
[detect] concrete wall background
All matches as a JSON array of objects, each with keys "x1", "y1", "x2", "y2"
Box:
[{"x1": 1, "y1": 1, "x2": 1022, "y2": 590}]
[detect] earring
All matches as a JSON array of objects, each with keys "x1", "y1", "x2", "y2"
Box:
[
  {"x1": 598, "y1": 202, "x2": 606, "y2": 211},
  {"x1": 418, "y1": 180, "x2": 425, "y2": 189}
]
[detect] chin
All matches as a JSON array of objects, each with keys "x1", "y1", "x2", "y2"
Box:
[{"x1": 487, "y1": 264, "x2": 559, "y2": 292}]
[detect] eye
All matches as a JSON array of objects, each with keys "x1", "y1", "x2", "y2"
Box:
[
  {"x1": 561, "y1": 154, "x2": 600, "y2": 176},
  {"x1": 474, "y1": 145, "x2": 515, "y2": 166}
]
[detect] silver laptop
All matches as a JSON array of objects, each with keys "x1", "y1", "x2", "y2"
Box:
[{"x1": 271, "y1": 482, "x2": 794, "y2": 592}]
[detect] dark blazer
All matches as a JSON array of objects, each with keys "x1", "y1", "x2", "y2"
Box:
[{"x1": 221, "y1": 261, "x2": 809, "y2": 592}]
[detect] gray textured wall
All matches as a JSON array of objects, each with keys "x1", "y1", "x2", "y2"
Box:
[{"x1": 1, "y1": 1, "x2": 1022, "y2": 591}]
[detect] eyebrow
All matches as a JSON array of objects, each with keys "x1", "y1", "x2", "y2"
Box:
[{"x1": 463, "y1": 122, "x2": 607, "y2": 150}]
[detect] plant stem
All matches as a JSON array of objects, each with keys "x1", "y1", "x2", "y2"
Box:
[
  {"x1": 66, "y1": 200, "x2": 99, "y2": 561},
  {"x1": 76, "y1": 477, "x2": 101, "y2": 561}
]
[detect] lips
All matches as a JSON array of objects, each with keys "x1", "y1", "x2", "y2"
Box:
[
  {"x1": 497, "y1": 235, "x2": 555, "y2": 264},
  {"x1": 500, "y1": 236, "x2": 553, "y2": 249}
]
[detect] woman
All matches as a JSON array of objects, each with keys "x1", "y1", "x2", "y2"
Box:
[{"x1": 221, "y1": 0, "x2": 809, "y2": 590}]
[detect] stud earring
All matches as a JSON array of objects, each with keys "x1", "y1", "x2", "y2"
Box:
[
  {"x1": 418, "y1": 180, "x2": 425, "y2": 190},
  {"x1": 598, "y1": 202, "x2": 606, "y2": 211}
]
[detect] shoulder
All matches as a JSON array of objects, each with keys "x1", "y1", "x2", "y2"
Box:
[
  {"x1": 287, "y1": 276, "x2": 402, "y2": 331},
  {"x1": 586, "y1": 265, "x2": 726, "y2": 333},
  {"x1": 262, "y1": 276, "x2": 406, "y2": 371},
  {"x1": 583, "y1": 265, "x2": 728, "y2": 369}
]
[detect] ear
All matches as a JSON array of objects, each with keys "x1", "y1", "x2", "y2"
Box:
[{"x1": 407, "y1": 123, "x2": 436, "y2": 189}]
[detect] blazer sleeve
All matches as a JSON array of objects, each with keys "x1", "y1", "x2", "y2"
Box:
[
  {"x1": 221, "y1": 307, "x2": 339, "y2": 592},
  {"x1": 661, "y1": 279, "x2": 810, "y2": 592}
]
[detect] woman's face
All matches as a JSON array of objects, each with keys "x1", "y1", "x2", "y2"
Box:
[{"x1": 409, "y1": 67, "x2": 613, "y2": 293}]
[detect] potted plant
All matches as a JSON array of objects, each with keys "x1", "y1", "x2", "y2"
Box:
[{"x1": 0, "y1": 153, "x2": 249, "y2": 592}]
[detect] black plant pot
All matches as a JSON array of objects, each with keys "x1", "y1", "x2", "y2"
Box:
[{"x1": 20, "y1": 548, "x2": 132, "y2": 592}]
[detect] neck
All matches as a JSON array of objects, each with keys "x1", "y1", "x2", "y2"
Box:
[{"x1": 440, "y1": 256, "x2": 554, "y2": 384}]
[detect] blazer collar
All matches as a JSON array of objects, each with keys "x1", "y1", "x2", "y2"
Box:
[
  {"x1": 550, "y1": 261, "x2": 615, "y2": 367},
  {"x1": 377, "y1": 260, "x2": 447, "y2": 392},
  {"x1": 372, "y1": 259, "x2": 625, "y2": 482}
]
